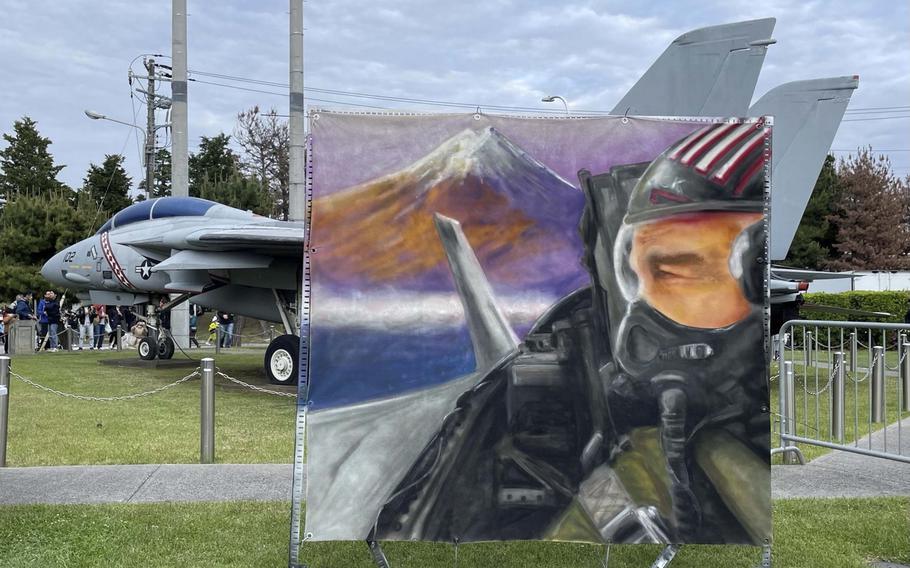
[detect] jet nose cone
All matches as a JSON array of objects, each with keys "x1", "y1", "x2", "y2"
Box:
[{"x1": 41, "y1": 250, "x2": 68, "y2": 286}]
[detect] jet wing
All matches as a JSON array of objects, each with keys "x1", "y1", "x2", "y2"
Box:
[
  {"x1": 151, "y1": 250, "x2": 273, "y2": 272},
  {"x1": 121, "y1": 224, "x2": 305, "y2": 258},
  {"x1": 771, "y1": 267, "x2": 858, "y2": 281},
  {"x1": 611, "y1": 18, "x2": 775, "y2": 117},
  {"x1": 749, "y1": 76, "x2": 859, "y2": 260}
]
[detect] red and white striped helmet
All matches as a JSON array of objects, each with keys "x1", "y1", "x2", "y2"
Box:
[{"x1": 624, "y1": 119, "x2": 770, "y2": 224}]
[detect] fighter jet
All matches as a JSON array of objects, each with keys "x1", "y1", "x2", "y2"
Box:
[{"x1": 41, "y1": 196, "x2": 306, "y2": 383}]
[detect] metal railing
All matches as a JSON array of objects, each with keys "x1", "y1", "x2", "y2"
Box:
[{"x1": 774, "y1": 320, "x2": 910, "y2": 465}]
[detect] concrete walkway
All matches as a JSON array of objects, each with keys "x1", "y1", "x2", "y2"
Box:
[
  {"x1": 2, "y1": 420, "x2": 908, "y2": 506},
  {"x1": 772, "y1": 416, "x2": 910, "y2": 499}
]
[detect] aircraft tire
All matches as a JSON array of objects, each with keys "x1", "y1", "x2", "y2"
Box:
[
  {"x1": 265, "y1": 334, "x2": 299, "y2": 385},
  {"x1": 138, "y1": 338, "x2": 157, "y2": 360},
  {"x1": 158, "y1": 337, "x2": 175, "y2": 360}
]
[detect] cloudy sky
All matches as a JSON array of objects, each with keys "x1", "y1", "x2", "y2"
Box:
[{"x1": 1, "y1": 0, "x2": 907, "y2": 190}]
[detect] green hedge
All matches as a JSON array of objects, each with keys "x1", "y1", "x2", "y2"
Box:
[{"x1": 801, "y1": 291, "x2": 910, "y2": 323}]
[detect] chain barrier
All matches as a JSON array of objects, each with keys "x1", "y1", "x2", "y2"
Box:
[
  {"x1": 884, "y1": 350, "x2": 906, "y2": 372},
  {"x1": 215, "y1": 369, "x2": 298, "y2": 398},
  {"x1": 796, "y1": 362, "x2": 837, "y2": 396},
  {"x1": 10, "y1": 369, "x2": 200, "y2": 401}
]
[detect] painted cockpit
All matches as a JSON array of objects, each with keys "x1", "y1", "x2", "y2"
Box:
[{"x1": 95, "y1": 197, "x2": 218, "y2": 234}]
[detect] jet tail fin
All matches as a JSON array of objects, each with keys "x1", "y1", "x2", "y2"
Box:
[
  {"x1": 433, "y1": 214, "x2": 519, "y2": 371},
  {"x1": 749, "y1": 76, "x2": 859, "y2": 260},
  {"x1": 611, "y1": 18, "x2": 776, "y2": 117}
]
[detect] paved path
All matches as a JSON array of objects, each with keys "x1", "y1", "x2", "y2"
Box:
[
  {"x1": 2, "y1": 419, "x2": 909, "y2": 506},
  {"x1": 772, "y1": 416, "x2": 910, "y2": 499}
]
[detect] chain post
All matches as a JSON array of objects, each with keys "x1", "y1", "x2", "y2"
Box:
[
  {"x1": 903, "y1": 342, "x2": 910, "y2": 410},
  {"x1": 0, "y1": 356, "x2": 10, "y2": 467},
  {"x1": 116, "y1": 325, "x2": 123, "y2": 351},
  {"x1": 201, "y1": 357, "x2": 215, "y2": 464},
  {"x1": 831, "y1": 352, "x2": 845, "y2": 443},
  {"x1": 781, "y1": 361, "x2": 798, "y2": 464},
  {"x1": 215, "y1": 326, "x2": 221, "y2": 355},
  {"x1": 849, "y1": 332, "x2": 857, "y2": 374},
  {"x1": 872, "y1": 346, "x2": 885, "y2": 423}
]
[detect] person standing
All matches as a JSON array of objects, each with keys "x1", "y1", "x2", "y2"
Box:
[
  {"x1": 44, "y1": 291, "x2": 61, "y2": 352},
  {"x1": 92, "y1": 304, "x2": 106, "y2": 350},
  {"x1": 107, "y1": 305, "x2": 122, "y2": 349},
  {"x1": 218, "y1": 311, "x2": 235, "y2": 348},
  {"x1": 36, "y1": 291, "x2": 49, "y2": 350},
  {"x1": 76, "y1": 304, "x2": 92, "y2": 350},
  {"x1": 14, "y1": 292, "x2": 34, "y2": 321},
  {"x1": 189, "y1": 310, "x2": 200, "y2": 348}
]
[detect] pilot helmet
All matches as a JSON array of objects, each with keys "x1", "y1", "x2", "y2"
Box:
[{"x1": 614, "y1": 119, "x2": 769, "y2": 323}]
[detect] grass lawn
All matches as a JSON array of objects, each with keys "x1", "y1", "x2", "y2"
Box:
[
  {"x1": 0, "y1": 498, "x2": 907, "y2": 567},
  {"x1": 2, "y1": 349, "x2": 296, "y2": 466}
]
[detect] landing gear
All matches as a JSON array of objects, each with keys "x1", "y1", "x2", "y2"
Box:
[
  {"x1": 265, "y1": 334, "x2": 299, "y2": 385},
  {"x1": 158, "y1": 336, "x2": 175, "y2": 360},
  {"x1": 138, "y1": 337, "x2": 157, "y2": 360}
]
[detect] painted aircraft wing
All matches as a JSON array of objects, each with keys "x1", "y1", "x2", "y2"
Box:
[
  {"x1": 748, "y1": 76, "x2": 859, "y2": 260},
  {"x1": 434, "y1": 214, "x2": 519, "y2": 370},
  {"x1": 610, "y1": 18, "x2": 775, "y2": 117}
]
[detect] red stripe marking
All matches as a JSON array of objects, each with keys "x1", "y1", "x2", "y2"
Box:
[
  {"x1": 101, "y1": 232, "x2": 135, "y2": 290},
  {"x1": 733, "y1": 153, "x2": 767, "y2": 196},
  {"x1": 713, "y1": 131, "x2": 769, "y2": 185},
  {"x1": 668, "y1": 125, "x2": 715, "y2": 161},
  {"x1": 695, "y1": 122, "x2": 763, "y2": 175},
  {"x1": 649, "y1": 189, "x2": 692, "y2": 204},
  {"x1": 681, "y1": 123, "x2": 740, "y2": 166}
]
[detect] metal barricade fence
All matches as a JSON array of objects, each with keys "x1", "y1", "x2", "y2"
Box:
[{"x1": 774, "y1": 320, "x2": 910, "y2": 465}]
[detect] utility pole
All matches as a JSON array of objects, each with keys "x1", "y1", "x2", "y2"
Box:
[
  {"x1": 288, "y1": 0, "x2": 306, "y2": 221},
  {"x1": 170, "y1": 0, "x2": 190, "y2": 349},
  {"x1": 144, "y1": 58, "x2": 156, "y2": 200}
]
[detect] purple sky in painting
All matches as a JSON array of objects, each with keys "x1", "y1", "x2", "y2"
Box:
[{"x1": 311, "y1": 113, "x2": 704, "y2": 195}]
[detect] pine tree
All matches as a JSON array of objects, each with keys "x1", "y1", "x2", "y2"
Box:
[
  {"x1": 199, "y1": 172, "x2": 272, "y2": 216},
  {"x1": 826, "y1": 148, "x2": 910, "y2": 270},
  {"x1": 0, "y1": 190, "x2": 96, "y2": 299},
  {"x1": 0, "y1": 116, "x2": 66, "y2": 199},
  {"x1": 81, "y1": 154, "x2": 133, "y2": 219},
  {"x1": 781, "y1": 155, "x2": 841, "y2": 269},
  {"x1": 137, "y1": 148, "x2": 172, "y2": 198},
  {"x1": 189, "y1": 134, "x2": 238, "y2": 197}
]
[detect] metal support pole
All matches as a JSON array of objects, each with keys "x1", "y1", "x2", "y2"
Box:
[
  {"x1": 831, "y1": 352, "x2": 845, "y2": 442},
  {"x1": 903, "y1": 342, "x2": 910, "y2": 411},
  {"x1": 215, "y1": 326, "x2": 221, "y2": 355},
  {"x1": 144, "y1": 57, "x2": 156, "y2": 200},
  {"x1": 116, "y1": 325, "x2": 123, "y2": 351},
  {"x1": 650, "y1": 545, "x2": 680, "y2": 568},
  {"x1": 0, "y1": 356, "x2": 9, "y2": 467},
  {"x1": 849, "y1": 332, "x2": 857, "y2": 374},
  {"x1": 872, "y1": 346, "x2": 885, "y2": 423},
  {"x1": 781, "y1": 361, "x2": 797, "y2": 464},
  {"x1": 288, "y1": 0, "x2": 306, "y2": 221},
  {"x1": 200, "y1": 357, "x2": 215, "y2": 464}
]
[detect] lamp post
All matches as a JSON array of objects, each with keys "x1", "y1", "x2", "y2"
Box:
[
  {"x1": 542, "y1": 95, "x2": 569, "y2": 115},
  {"x1": 84, "y1": 110, "x2": 169, "y2": 199}
]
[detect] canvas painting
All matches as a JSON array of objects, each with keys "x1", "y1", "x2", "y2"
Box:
[{"x1": 302, "y1": 112, "x2": 771, "y2": 546}]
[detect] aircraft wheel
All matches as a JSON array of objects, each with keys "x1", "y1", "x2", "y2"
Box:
[
  {"x1": 138, "y1": 338, "x2": 157, "y2": 360},
  {"x1": 158, "y1": 337, "x2": 175, "y2": 360},
  {"x1": 265, "y1": 334, "x2": 299, "y2": 385}
]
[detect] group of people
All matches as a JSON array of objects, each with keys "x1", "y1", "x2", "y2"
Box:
[{"x1": 0, "y1": 291, "x2": 238, "y2": 354}]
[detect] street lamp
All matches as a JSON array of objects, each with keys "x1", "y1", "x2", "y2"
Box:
[
  {"x1": 84, "y1": 110, "x2": 170, "y2": 199},
  {"x1": 541, "y1": 95, "x2": 569, "y2": 115}
]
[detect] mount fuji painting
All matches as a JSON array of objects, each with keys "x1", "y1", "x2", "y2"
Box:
[{"x1": 307, "y1": 125, "x2": 593, "y2": 408}]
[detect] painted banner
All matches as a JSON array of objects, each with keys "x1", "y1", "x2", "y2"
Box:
[{"x1": 302, "y1": 112, "x2": 771, "y2": 546}]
